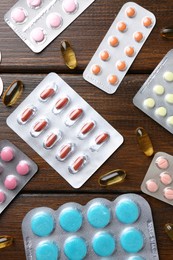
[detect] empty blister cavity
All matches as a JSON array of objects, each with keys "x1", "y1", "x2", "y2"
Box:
[
  {"x1": 39, "y1": 82, "x2": 58, "y2": 102},
  {"x1": 30, "y1": 118, "x2": 49, "y2": 137},
  {"x1": 56, "y1": 143, "x2": 74, "y2": 161},
  {"x1": 43, "y1": 130, "x2": 62, "y2": 149},
  {"x1": 53, "y1": 96, "x2": 69, "y2": 114}
]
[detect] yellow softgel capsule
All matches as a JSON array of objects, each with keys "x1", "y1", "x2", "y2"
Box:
[
  {"x1": 165, "y1": 94, "x2": 173, "y2": 104},
  {"x1": 2, "y1": 80, "x2": 24, "y2": 107},
  {"x1": 163, "y1": 71, "x2": 173, "y2": 82},
  {"x1": 167, "y1": 116, "x2": 173, "y2": 126},
  {"x1": 60, "y1": 40, "x2": 77, "y2": 70},
  {"x1": 153, "y1": 84, "x2": 165, "y2": 95},
  {"x1": 135, "y1": 127, "x2": 154, "y2": 157},
  {"x1": 161, "y1": 27, "x2": 173, "y2": 39},
  {"x1": 98, "y1": 169, "x2": 126, "y2": 187},
  {"x1": 143, "y1": 98, "x2": 155, "y2": 108},
  {"x1": 0, "y1": 236, "x2": 13, "y2": 249},
  {"x1": 155, "y1": 106, "x2": 167, "y2": 117},
  {"x1": 165, "y1": 223, "x2": 173, "y2": 240}
]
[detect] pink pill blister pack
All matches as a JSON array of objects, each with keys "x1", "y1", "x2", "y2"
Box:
[
  {"x1": 0, "y1": 140, "x2": 38, "y2": 214},
  {"x1": 4, "y1": 0, "x2": 96, "y2": 53},
  {"x1": 83, "y1": 2, "x2": 156, "y2": 94},
  {"x1": 6, "y1": 73, "x2": 123, "y2": 188},
  {"x1": 141, "y1": 152, "x2": 173, "y2": 206}
]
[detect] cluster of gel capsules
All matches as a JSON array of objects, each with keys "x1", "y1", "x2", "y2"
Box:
[
  {"x1": 83, "y1": 2, "x2": 156, "y2": 94},
  {"x1": 141, "y1": 152, "x2": 173, "y2": 206},
  {"x1": 22, "y1": 194, "x2": 159, "y2": 260},
  {"x1": 7, "y1": 73, "x2": 123, "y2": 188},
  {"x1": 4, "y1": 0, "x2": 96, "y2": 53},
  {"x1": 0, "y1": 140, "x2": 38, "y2": 214},
  {"x1": 133, "y1": 49, "x2": 173, "y2": 134}
]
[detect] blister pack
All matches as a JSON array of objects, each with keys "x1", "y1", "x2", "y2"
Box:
[
  {"x1": 141, "y1": 152, "x2": 173, "y2": 206},
  {"x1": 133, "y1": 49, "x2": 173, "y2": 134},
  {"x1": 83, "y1": 2, "x2": 156, "y2": 94},
  {"x1": 0, "y1": 140, "x2": 38, "y2": 214},
  {"x1": 4, "y1": 0, "x2": 96, "y2": 53},
  {"x1": 6, "y1": 73, "x2": 123, "y2": 188},
  {"x1": 22, "y1": 194, "x2": 159, "y2": 260}
]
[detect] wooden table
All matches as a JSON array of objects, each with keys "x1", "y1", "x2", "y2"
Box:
[{"x1": 0, "y1": 0, "x2": 173, "y2": 259}]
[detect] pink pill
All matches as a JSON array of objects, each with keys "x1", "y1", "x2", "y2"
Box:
[
  {"x1": 62, "y1": 0, "x2": 78, "y2": 14},
  {"x1": 16, "y1": 160, "x2": 30, "y2": 176},
  {"x1": 160, "y1": 172, "x2": 172, "y2": 185},
  {"x1": 0, "y1": 191, "x2": 6, "y2": 204},
  {"x1": 30, "y1": 28, "x2": 45, "y2": 43},
  {"x1": 146, "y1": 179, "x2": 158, "y2": 192},
  {"x1": 164, "y1": 187, "x2": 173, "y2": 200},
  {"x1": 155, "y1": 156, "x2": 169, "y2": 169},
  {"x1": 47, "y1": 13, "x2": 62, "y2": 28},
  {"x1": 4, "y1": 175, "x2": 18, "y2": 190},
  {"x1": 11, "y1": 7, "x2": 27, "y2": 23},
  {"x1": 1, "y1": 146, "x2": 14, "y2": 162},
  {"x1": 27, "y1": 0, "x2": 42, "y2": 8}
]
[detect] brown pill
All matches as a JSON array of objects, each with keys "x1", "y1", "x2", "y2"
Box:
[
  {"x1": 100, "y1": 50, "x2": 110, "y2": 61},
  {"x1": 117, "y1": 21, "x2": 127, "y2": 32},
  {"x1": 125, "y1": 46, "x2": 135, "y2": 57},
  {"x1": 160, "y1": 27, "x2": 173, "y2": 39},
  {"x1": 81, "y1": 121, "x2": 95, "y2": 135},
  {"x1": 165, "y1": 223, "x2": 173, "y2": 240},
  {"x1": 20, "y1": 107, "x2": 35, "y2": 123},
  {"x1": 69, "y1": 108, "x2": 83, "y2": 120},
  {"x1": 107, "y1": 75, "x2": 118, "y2": 85},
  {"x1": 0, "y1": 236, "x2": 14, "y2": 249},
  {"x1": 99, "y1": 169, "x2": 126, "y2": 187},
  {"x1": 95, "y1": 133, "x2": 109, "y2": 145},
  {"x1": 40, "y1": 88, "x2": 55, "y2": 100},
  {"x1": 2, "y1": 80, "x2": 24, "y2": 107},
  {"x1": 73, "y1": 156, "x2": 85, "y2": 171},
  {"x1": 55, "y1": 97, "x2": 69, "y2": 110},
  {"x1": 143, "y1": 17, "x2": 152, "y2": 27},
  {"x1": 134, "y1": 32, "x2": 143, "y2": 42},
  {"x1": 44, "y1": 133, "x2": 58, "y2": 148},
  {"x1": 116, "y1": 60, "x2": 127, "y2": 71},
  {"x1": 59, "y1": 144, "x2": 72, "y2": 159},
  {"x1": 91, "y1": 64, "x2": 101, "y2": 75},
  {"x1": 109, "y1": 36, "x2": 119, "y2": 47},
  {"x1": 126, "y1": 7, "x2": 136, "y2": 17},
  {"x1": 60, "y1": 40, "x2": 77, "y2": 69},
  {"x1": 33, "y1": 119, "x2": 48, "y2": 132}
]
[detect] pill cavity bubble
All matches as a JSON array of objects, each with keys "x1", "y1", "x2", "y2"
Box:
[
  {"x1": 36, "y1": 241, "x2": 59, "y2": 260},
  {"x1": 56, "y1": 143, "x2": 73, "y2": 161},
  {"x1": 0, "y1": 190, "x2": 6, "y2": 204},
  {"x1": 47, "y1": 13, "x2": 62, "y2": 29},
  {"x1": 16, "y1": 160, "x2": 30, "y2": 176},
  {"x1": 100, "y1": 50, "x2": 110, "y2": 61},
  {"x1": 155, "y1": 107, "x2": 167, "y2": 117},
  {"x1": 153, "y1": 84, "x2": 165, "y2": 95},
  {"x1": 135, "y1": 127, "x2": 154, "y2": 157},
  {"x1": 146, "y1": 179, "x2": 159, "y2": 193},
  {"x1": 77, "y1": 120, "x2": 96, "y2": 139},
  {"x1": 133, "y1": 32, "x2": 144, "y2": 42},
  {"x1": 87, "y1": 203, "x2": 111, "y2": 228},
  {"x1": 91, "y1": 64, "x2": 101, "y2": 75},
  {"x1": 164, "y1": 187, "x2": 173, "y2": 200},
  {"x1": 117, "y1": 21, "x2": 127, "y2": 32},
  {"x1": 142, "y1": 17, "x2": 153, "y2": 28},
  {"x1": 4, "y1": 175, "x2": 18, "y2": 190},
  {"x1": 167, "y1": 116, "x2": 173, "y2": 126},
  {"x1": 64, "y1": 236, "x2": 87, "y2": 260},
  {"x1": 126, "y1": 7, "x2": 136, "y2": 18},
  {"x1": 165, "y1": 94, "x2": 173, "y2": 104},
  {"x1": 160, "y1": 172, "x2": 172, "y2": 185},
  {"x1": 124, "y1": 46, "x2": 135, "y2": 57},
  {"x1": 68, "y1": 155, "x2": 87, "y2": 174},
  {"x1": 0, "y1": 146, "x2": 14, "y2": 162},
  {"x1": 116, "y1": 60, "x2": 127, "y2": 71},
  {"x1": 165, "y1": 223, "x2": 173, "y2": 240},
  {"x1": 18, "y1": 106, "x2": 37, "y2": 124},
  {"x1": 62, "y1": 0, "x2": 78, "y2": 14},
  {"x1": 53, "y1": 96, "x2": 70, "y2": 114},
  {"x1": 99, "y1": 169, "x2": 126, "y2": 187},
  {"x1": 108, "y1": 36, "x2": 119, "y2": 47},
  {"x1": 90, "y1": 132, "x2": 109, "y2": 152},
  {"x1": 11, "y1": 7, "x2": 27, "y2": 23},
  {"x1": 59, "y1": 207, "x2": 83, "y2": 232},
  {"x1": 107, "y1": 75, "x2": 118, "y2": 85},
  {"x1": 163, "y1": 71, "x2": 173, "y2": 82},
  {"x1": 30, "y1": 27, "x2": 45, "y2": 43},
  {"x1": 39, "y1": 82, "x2": 58, "y2": 101},
  {"x1": 2, "y1": 80, "x2": 24, "y2": 107},
  {"x1": 156, "y1": 156, "x2": 169, "y2": 169},
  {"x1": 65, "y1": 108, "x2": 83, "y2": 126},
  {"x1": 92, "y1": 232, "x2": 116, "y2": 257},
  {"x1": 30, "y1": 118, "x2": 49, "y2": 137},
  {"x1": 143, "y1": 98, "x2": 155, "y2": 109},
  {"x1": 27, "y1": 0, "x2": 42, "y2": 9},
  {"x1": 44, "y1": 130, "x2": 62, "y2": 149}
]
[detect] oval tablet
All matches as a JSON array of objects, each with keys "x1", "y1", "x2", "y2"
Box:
[
  {"x1": 95, "y1": 133, "x2": 109, "y2": 145},
  {"x1": 20, "y1": 106, "x2": 36, "y2": 123},
  {"x1": 40, "y1": 87, "x2": 56, "y2": 101},
  {"x1": 69, "y1": 108, "x2": 83, "y2": 121},
  {"x1": 58, "y1": 143, "x2": 73, "y2": 160}
]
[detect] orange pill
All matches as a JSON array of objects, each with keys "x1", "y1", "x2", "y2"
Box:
[
  {"x1": 107, "y1": 75, "x2": 118, "y2": 85},
  {"x1": 40, "y1": 88, "x2": 55, "y2": 100},
  {"x1": 95, "y1": 133, "x2": 109, "y2": 145},
  {"x1": 108, "y1": 36, "x2": 119, "y2": 47},
  {"x1": 91, "y1": 64, "x2": 101, "y2": 75},
  {"x1": 134, "y1": 32, "x2": 143, "y2": 42},
  {"x1": 73, "y1": 156, "x2": 85, "y2": 171},
  {"x1": 125, "y1": 46, "x2": 135, "y2": 57},
  {"x1": 69, "y1": 108, "x2": 83, "y2": 121},
  {"x1": 143, "y1": 17, "x2": 152, "y2": 27},
  {"x1": 100, "y1": 50, "x2": 109, "y2": 61},
  {"x1": 126, "y1": 7, "x2": 136, "y2": 17},
  {"x1": 20, "y1": 107, "x2": 36, "y2": 123},
  {"x1": 59, "y1": 144, "x2": 72, "y2": 160},
  {"x1": 33, "y1": 119, "x2": 48, "y2": 132},
  {"x1": 117, "y1": 21, "x2": 127, "y2": 32},
  {"x1": 116, "y1": 60, "x2": 127, "y2": 71}
]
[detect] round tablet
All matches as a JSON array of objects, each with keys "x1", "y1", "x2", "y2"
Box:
[
  {"x1": 91, "y1": 64, "x2": 101, "y2": 75},
  {"x1": 30, "y1": 28, "x2": 45, "y2": 43},
  {"x1": 64, "y1": 236, "x2": 87, "y2": 260},
  {"x1": 143, "y1": 17, "x2": 152, "y2": 27},
  {"x1": 126, "y1": 7, "x2": 136, "y2": 18},
  {"x1": 164, "y1": 187, "x2": 173, "y2": 200},
  {"x1": 1, "y1": 146, "x2": 14, "y2": 162},
  {"x1": 62, "y1": 0, "x2": 78, "y2": 14},
  {"x1": 92, "y1": 232, "x2": 116, "y2": 257},
  {"x1": 153, "y1": 85, "x2": 165, "y2": 95},
  {"x1": 156, "y1": 156, "x2": 169, "y2": 169},
  {"x1": 128, "y1": 256, "x2": 145, "y2": 260},
  {"x1": 120, "y1": 227, "x2": 144, "y2": 253},
  {"x1": 117, "y1": 21, "x2": 127, "y2": 32},
  {"x1": 31, "y1": 211, "x2": 55, "y2": 237},
  {"x1": 167, "y1": 116, "x2": 173, "y2": 126},
  {"x1": 163, "y1": 71, "x2": 173, "y2": 82},
  {"x1": 87, "y1": 203, "x2": 111, "y2": 228},
  {"x1": 146, "y1": 179, "x2": 158, "y2": 193},
  {"x1": 11, "y1": 7, "x2": 27, "y2": 23},
  {"x1": 16, "y1": 160, "x2": 30, "y2": 175},
  {"x1": 115, "y1": 199, "x2": 140, "y2": 224},
  {"x1": 46, "y1": 13, "x2": 62, "y2": 29},
  {"x1": 143, "y1": 98, "x2": 155, "y2": 108},
  {"x1": 0, "y1": 190, "x2": 6, "y2": 204},
  {"x1": 59, "y1": 207, "x2": 82, "y2": 232},
  {"x1": 4, "y1": 175, "x2": 18, "y2": 190},
  {"x1": 100, "y1": 50, "x2": 110, "y2": 61},
  {"x1": 107, "y1": 75, "x2": 118, "y2": 85},
  {"x1": 125, "y1": 46, "x2": 135, "y2": 57},
  {"x1": 160, "y1": 172, "x2": 172, "y2": 185},
  {"x1": 165, "y1": 94, "x2": 173, "y2": 104},
  {"x1": 36, "y1": 241, "x2": 59, "y2": 260},
  {"x1": 155, "y1": 107, "x2": 167, "y2": 117},
  {"x1": 133, "y1": 32, "x2": 143, "y2": 42},
  {"x1": 27, "y1": 0, "x2": 42, "y2": 8},
  {"x1": 108, "y1": 36, "x2": 119, "y2": 47},
  {"x1": 116, "y1": 60, "x2": 127, "y2": 71}
]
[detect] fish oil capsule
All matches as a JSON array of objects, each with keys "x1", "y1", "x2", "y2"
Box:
[
  {"x1": 161, "y1": 27, "x2": 173, "y2": 39},
  {"x1": 0, "y1": 236, "x2": 14, "y2": 249},
  {"x1": 39, "y1": 82, "x2": 57, "y2": 101},
  {"x1": 65, "y1": 108, "x2": 83, "y2": 126},
  {"x1": 0, "y1": 77, "x2": 3, "y2": 97},
  {"x1": 43, "y1": 130, "x2": 62, "y2": 149},
  {"x1": 98, "y1": 169, "x2": 126, "y2": 187},
  {"x1": 135, "y1": 127, "x2": 154, "y2": 156},
  {"x1": 60, "y1": 40, "x2": 77, "y2": 69},
  {"x1": 56, "y1": 143, "x2": 74, "y2": 161},
  {"x1": 77, "y1": 121, "x2": 96, "y2": 139},
  {"x1": 165, "y1": 223, "x2": 173, "y2": 240},
  {"x1": 18, "y1": 106, "x2": 37, "y2": 124},
  {"x1": 90, "y1": 132, "x2": 109, "y2": 151},
  {"x1": 2, "y1": 80, "x2": 24, "y2": 106},
  {"x1": 53, "y1": 96, "x2": 69, "y2": 114},
  {"x1": 69, "y1": 155, "x2": 87, "y2": 174},
  {"x1": 30, "y1": 118, "x2": 48, "y2": 137}
]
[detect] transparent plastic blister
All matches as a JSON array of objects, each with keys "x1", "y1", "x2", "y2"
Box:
[
  {"x1": 22, "y1": 194, "x2": 159, "y2": 260},
  {"x1": 141, "y1": 152, "x2": 173, "y2": 206},
  {"x1": 83, "y1": 2, "x2": 156, "y2": 94},
  {"x1": 133, "y1": 49, "x2": 173, "y2": 134},
  {"x1": 0, "y1": 140, "x2": 38, "y2": 214},
  {"x1": 4, "y1": 0, "x2": 96, "y2": 53},
  {"x1": 7, "y1": 73, "x2": 124, "y2": 188}
]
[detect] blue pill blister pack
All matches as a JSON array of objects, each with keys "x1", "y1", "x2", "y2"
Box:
[{"x1": 22, "y1": 194, "x2": 159, "y2": 260}]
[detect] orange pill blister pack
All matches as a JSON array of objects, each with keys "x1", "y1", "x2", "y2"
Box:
[
  {"x1": 7, "y1": 73, "x2": 124, "y2": 188},
  {"x1": 83, "y1": 2, "x2": 156, "y2": 94}
]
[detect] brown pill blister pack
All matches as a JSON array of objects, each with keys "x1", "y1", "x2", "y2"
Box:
[{"x1": 7, "y1": 73, "x2": 123, "y2": 188}]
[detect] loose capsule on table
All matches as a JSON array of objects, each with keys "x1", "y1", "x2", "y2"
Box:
[
  {"x1": 2, "y1": 80, "x2": 24, "y2": 106},
  {"x1": 0, "y1": 236, "x2": 13, "y2": 249},
  {"x1": 135, "y1": 127, "x2": 154, "y2": 157},
  {"x1": 61, "y1": 40, "x2": 77, "y2": 69},
  {"x1": 165, "y1": 223, "x2": 173, "y2": 240},
  {"x1": 99, "y1": 169, "x2": 126, "y2": 187},
  {"x1": 161, "y1": 27, "x2": 173, "y2": 39},
  {"x1": 0, "y1": 77, "x2": 3, "y2": 97}
]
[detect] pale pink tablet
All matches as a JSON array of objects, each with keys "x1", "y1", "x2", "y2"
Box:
[
  {"x1": 155, "y1": 156, "x2": 169, "y2": 169},
  {"x1": 4, "y1": 175, "x2": 18, "y2": 190},
  {"x1": 0, "y1": 146, "x2": 14, "y2": 162},
  {"x1": 62, "y1": 0, "x2": 78, "y2": 14},
  {"x1": 11, "y1": 7, "x2": 27, "y2": 23},
  {"x1": 146, "y1": 179, "x2": 158, "y2": 192},
  {"x1": 16, "y1": 160, "x2": 30, "y2": 175},
  {"x1": 47, "y1": 13, "x2": 62, "y2": 28},
  {"x1": 164, "y1": 187, "x2": 173, "y2": 200},
  {"x1": 30, "y1": 28, "x2": 45, "y2": 43},
  {"x1": 27, "y1": 0, "x2": 42, "y2": 8},
  {"x1": 0, "y1": 191, "x2": 6, "y2": 203},
  {"x1": 160, "y1": 172, "x2": 172, "y2": 185}
]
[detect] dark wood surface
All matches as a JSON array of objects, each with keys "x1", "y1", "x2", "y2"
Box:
[{"x1": 0, "y1": 0, "x2": 173, "y2": 259}]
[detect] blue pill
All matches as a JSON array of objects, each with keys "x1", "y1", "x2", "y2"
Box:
[
  {"x1": 87, "y1": 203, "x2": 111, "y2": 228},
  {"x1": 115, "y1": 199, "x2": 140, "y2": 224},
  {"x1": 128, "y1": 256, "x2": 145, "y2": 260},
  {"x1": 31, "y1": 211, "x2": 55, "y2": 237},
  {"x1": 64, "y1": 236, "x2": 87, "y2": 260},
  {"x1": 92, "y1": 232, "x2": 116, "y2": 257},
  {"x1": 59, "y1": 207, "x2": 82, "y2": 232},
  {"x1": 36, "y1": 241, "x2": 59, "y2": 260},
  {"x1": 120, "y1": 227, "x2": 144, "y2": 253}
]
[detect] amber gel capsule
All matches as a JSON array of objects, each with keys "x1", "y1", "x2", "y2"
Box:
[
  {"x1": 99, "y1": 169, "x2": 126, "y2": 187},
  {"x1": 0, "y1": 236, "x2": 13, "y2": 249},
  {"x1": 161, "y1": 27, "x2": 173, "y2": 39},
  {"x1": 165, "y1": 223, "x2": 173, "y2": 240},
  {"x1": 135, "y1": 127, "x2": 154, "y2": 156},
  {"x1": 60, "y1": 40, "x2": 77, "y2": 69},
  {"x1": 2, "y1": 80, "x2": 24, "y2": 106}
]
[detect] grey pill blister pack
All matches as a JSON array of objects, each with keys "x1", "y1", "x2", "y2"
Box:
[
  {"x1": 22, "y1": 194, "x2": 159, "y2": 260},
  {"x1": 4, "y1": 0, "x2": 96, "y2": 53},
  {"x1": 7, "y1": 73, "x2": 123, "y2": 188},
  {"x1": 83, "y1": 2, "x2": 156, "y2": 94},
  {"x1": 133, "y1": 49, "x2": 173, "y2": 134},
  {"x1": 0, "y1": 140, "x2": 38, "y2": 214},
  {"x1": 141, "y1": 152, "x2": 173, "y2": 206}
]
